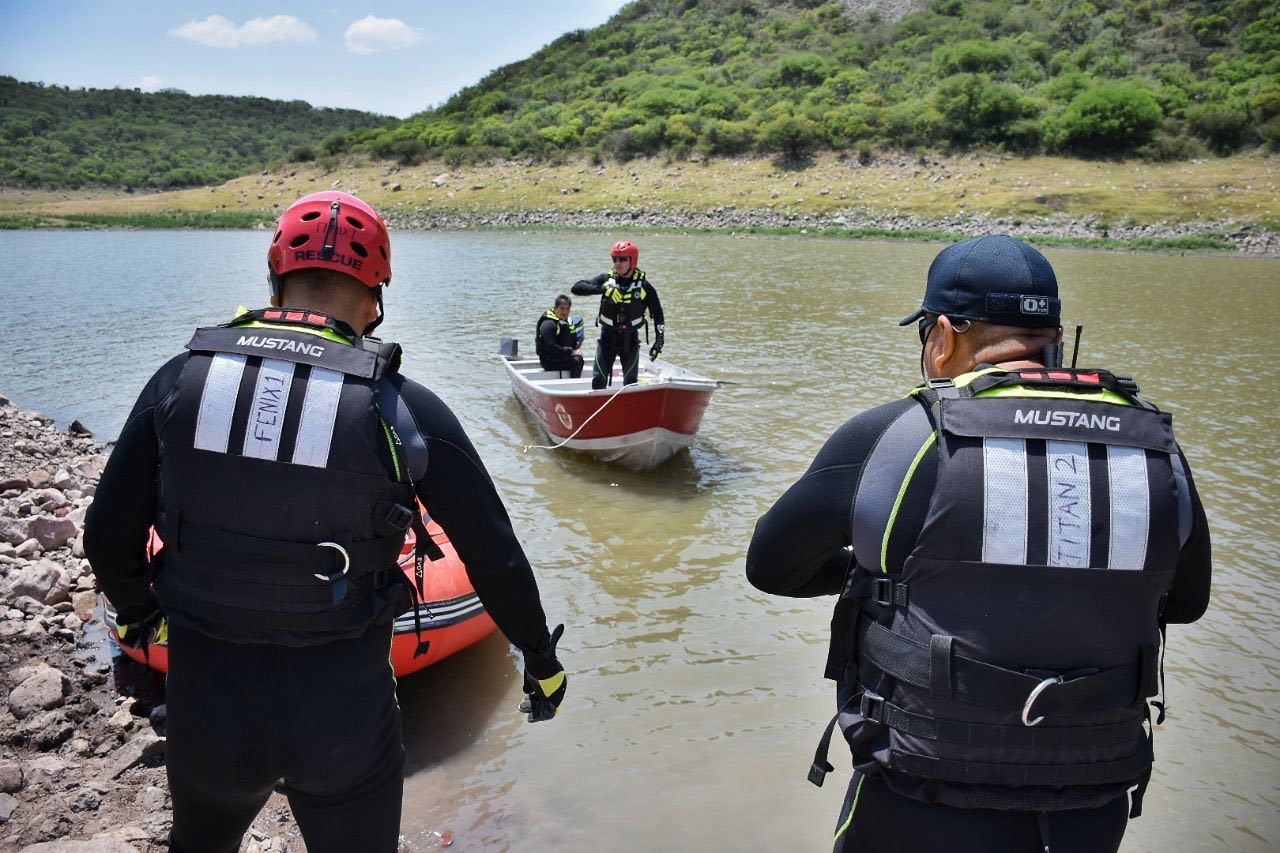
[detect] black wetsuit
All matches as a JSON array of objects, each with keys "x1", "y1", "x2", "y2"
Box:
[
  {"x1": 571, "y1": 271, "x2": 664, "y2": 390},
  {"x1": 85, "y1": 314, "x2": 554, "y2": 853},
  {"x1": 746, "y1": 381, "x2": 1212, "y2": 853}
]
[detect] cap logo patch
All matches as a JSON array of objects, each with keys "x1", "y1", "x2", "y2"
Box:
[{"x1": 1021, "y1": 296, "x2": 1049, "y2": 315}]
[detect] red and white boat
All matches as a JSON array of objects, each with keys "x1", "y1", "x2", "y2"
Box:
[
  {"x1": 502, "y1": 354, "x2": 718, "y2": 470},
  {"x1": 104, "y1": 510, "x2": 496, "y2": 678}
]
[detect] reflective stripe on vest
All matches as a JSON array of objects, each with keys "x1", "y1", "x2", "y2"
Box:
[
  {"x1": 856, "y1": 380, "x2": 1186, "y2": 573},
  {"x1": 193, "y1": 353, "x2": 345, "y2": 468}
]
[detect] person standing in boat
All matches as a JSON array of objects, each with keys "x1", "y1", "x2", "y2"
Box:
[
  {"x1": 536, "y1": 293, "x2": 584, "y2": 378},
  {"x1": 572, "y1": 240, "x2": 666, "y2": 390},
  {"x1": 84, "y1": 191, "x2": 569, "y2": 853},
  {"x1": 745, "y1": 235, "x2": 1211, "y2": 853}
]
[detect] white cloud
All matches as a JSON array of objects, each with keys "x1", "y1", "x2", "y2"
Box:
[
  {"x1": 135, "y1": 75, "x2": 163, "y2": 93},
  {"x1": 344, "y1": 16, "x2": 424, "y2": 55},
  {"x1": 168, "y1": 15, "x2": 317, "y2": 48}
]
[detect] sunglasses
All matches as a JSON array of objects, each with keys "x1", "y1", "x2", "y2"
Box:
[
  {"x1": 918, "y1": 315, "x2": 970, "y2": 344},
  {"x1": 611, "y1": 256, "x2": 631, "y2": 262},
  {"x1": 917, "y1": 315, "x2": 937, "y2": 345}
]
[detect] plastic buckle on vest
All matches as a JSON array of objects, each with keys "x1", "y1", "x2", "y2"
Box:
[
  {"x1": 859, "y1": 690, "x2": 886, "y2": 724},
  {"x1": 872, "y1": 578, "x2": 908, "y2": 607},
  {"x1": 927, "y1": 378, "x2": 960, "y2": 399},
  {"x1": 383, "y1": 503, "x2": 413, "y2": 533},
  {"x1": 1021, "y1": 675, "x2": 1063, "y2": 727}
]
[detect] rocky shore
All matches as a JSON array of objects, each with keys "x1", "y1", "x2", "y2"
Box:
[
  {"x1": 381, "y1": 207, "x2": 1280, "y2": 257},
  {"x1": 0, "y1": 396, "x2": 299, "y2": 852}
]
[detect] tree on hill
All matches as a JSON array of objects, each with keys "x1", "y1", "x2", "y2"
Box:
[{"x1": 0, "y1": 77, "x2": 390, "y2": 190}]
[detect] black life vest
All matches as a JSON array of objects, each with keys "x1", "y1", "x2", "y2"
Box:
[
  {"x1": 597, "y1": 270, "x2": 648, "y2": 334},
  {"x1": 535, "y1": 309, "x2": 578, "y2": 358},
  {"x1": 151, "y1": 308, "x2": 431, "y2": 646},
  {"x1": 812, "y1": 367, "x2": 1193, "y2": 815}
]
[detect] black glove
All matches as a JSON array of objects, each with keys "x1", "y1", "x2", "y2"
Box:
[
  {"x1": 116, "y1": 605, "x2": 168, "y2": 651},
  {"x1": 519, "y1": 623, "x2": 566, "y2": 723},
  {"x1": 649, "y1": 328, "x2": 665, "y2": 361}
]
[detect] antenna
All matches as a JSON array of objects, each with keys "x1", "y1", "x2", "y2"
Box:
[{"x1": 1070, "y1": 325, "x2": 1083, "y2": 369}]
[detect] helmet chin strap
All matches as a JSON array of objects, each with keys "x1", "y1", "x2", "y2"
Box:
[{"x1": 362, "y1": 287, "x2": 385, "y2": 337}]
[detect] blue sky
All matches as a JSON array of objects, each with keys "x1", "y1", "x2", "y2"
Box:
[{"x1": 2, "y1": 1, "x2": 630, "y2": 118}]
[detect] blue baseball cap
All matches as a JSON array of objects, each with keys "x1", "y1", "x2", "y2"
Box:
[{"x1": 899, "y1": 235, "x2": 1061, "y2": 328}]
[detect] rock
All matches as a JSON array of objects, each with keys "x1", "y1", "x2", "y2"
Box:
[
  {"x1": 15, "y1": 710, "x2": 74, "y2": 750},
  {"x1": 71, "y1": 591, "x2": 97, "y2": 618},
  {"x1": 0, "y1": 791, "x2": 14, "y2": 822},
  {"x1": 30, "y1": 517, "x2": 77, "y2": 551},
  {"x1": 11, "y1": 596, "x2": 45, "y2": 617},
  {"x1": 106, "y1": 733, "x2": 166, "y2": 779},
  {"x1": 107, "y1": 708, "x2": 135, "y2": 731},
  {"x1": 21, "y1": 755, "x2": 67, "y2": 783},
  {"x1": 0, "y1": 518, "x2": 33, "y2": 546},
  {"x1": 7, "y1": 562, "x2": 70, "y2": 605},
  {"x1": 67, "y1": 420, "x2": 93, "y2": 437},
  {"x1": 69, "y1": 788, "x2": 100, "y2": 812},
  {"x1": 18, "y1": 837, "x2": 140, "y2": 852},
  {"x1": 134, "y1": 785, "x2": 165, "y2": 812},
  {"x1": 26, "y1": 469, "x2": 52, "y2": 489},
  {"x1": 14, "y1": 538, "x2": 42, "y2": 558},
  {"x1": 0, "y1": 478, "x2": 27, "y2": 492},
  {"x1": 34, "y1": 489, "x2": 67, "y2": 509},
  {"x1": 8, "y1": 666, "x2": 72, "y2": 719},
  {"x1": 0, "y1": 762, "x2": 21, "y2": 793}
]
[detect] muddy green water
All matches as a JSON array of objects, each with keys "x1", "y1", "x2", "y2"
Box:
[{"x1": 2, "y1": 230, "x2": 1276, "y2": 851}]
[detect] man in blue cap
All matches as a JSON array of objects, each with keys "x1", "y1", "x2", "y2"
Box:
[{"x1": 747, "y1": 235, "x2": 1212, "y2": 852}]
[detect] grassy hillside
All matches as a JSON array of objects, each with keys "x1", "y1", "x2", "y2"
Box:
[
  {"x1": 0, "y1": 76, "x2": 391, "y2": 190},
  {"x1": 337, "y1": 0, "x2": 1279, "y2": 165},
  {"x1": 4, "y1": 151, "x2": 1275, "y2": 249}
]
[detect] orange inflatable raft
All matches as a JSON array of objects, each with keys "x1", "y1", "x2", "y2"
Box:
[{"x1": 103, "y1": 509, "x2": 497, "y2": 677}]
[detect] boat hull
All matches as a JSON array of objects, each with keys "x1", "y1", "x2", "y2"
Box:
[
  {"x1": 105, "y1": 512, "x2": 496, "y2": 677},
  {"x1": 504, "y1": 357, "x2": 716, "y2": 470}
]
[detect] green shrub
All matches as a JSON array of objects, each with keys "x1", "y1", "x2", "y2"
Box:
[
  {"x1": 1045, "y1": 82, "x2": 1163, "y2": 154},
  {"x1": 760, "y1": 114, "x2": 822, "y2": 157},
  {"x1": 1187, "y1": 103, "x2": 1251, "y2": 153},
  {"x1": 933, "y1": 40, "x2": 1016, "y2": 76}
]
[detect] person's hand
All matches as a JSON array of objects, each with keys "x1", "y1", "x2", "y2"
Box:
[
  {"x1": 649, "y1": 328, "x2": 665, "y2": 360},
  {"x1": 116, "y1": 605, "x2": 168, "y2": 650},
  {"x1": 519, "y1": 624, "x2": 566, "y2": 722}
]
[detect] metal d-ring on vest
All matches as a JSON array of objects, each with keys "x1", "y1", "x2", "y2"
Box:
[
  {"x1": 1021, "y1": 675, "x2": 1064, "y2": 727},
  {"x1": 314, "y1": 541, "x2": 351, "y2": 581}
]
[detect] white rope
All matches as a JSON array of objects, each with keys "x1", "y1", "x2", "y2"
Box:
[{"x1": 520, "y1": 378, "x2": 633, "y2": 454}]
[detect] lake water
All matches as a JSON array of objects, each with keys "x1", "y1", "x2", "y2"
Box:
[{"x1": 2, "y1": 230, "x2": 1277, "y2": 852}]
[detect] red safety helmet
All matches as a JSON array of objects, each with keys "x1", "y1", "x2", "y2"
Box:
[
  {"x1": 268, "y1": 191, "x2": 392, "y2": 290},
  {"x1": 610, "y1": 240, "x2": 639, "y2": 265}
]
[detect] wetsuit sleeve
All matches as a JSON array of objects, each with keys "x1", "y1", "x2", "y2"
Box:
[
  {"x1": 747, "y1": 399, "x2": 917, "y2": 598},
  {"x1": 395, "y1": 379, "x2": 551, "y2": 654},
  {"x1": 643, "y1": 280, "x2": 665, "y2": 327},
  {"x1": 570, "y1": 274, "x2": 608, "y2": 296},
  {"x1": 83, "y1": 353, "x2": 188, "y2": 625},
  {"x1": 1161, "y1": 451, "x2": 1212, "y2": 625}
]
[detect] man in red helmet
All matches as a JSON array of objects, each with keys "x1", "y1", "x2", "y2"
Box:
[
  {"x1": 571, "y1": 240, "x2": 666, "y2": 390},
  {"x1": 85, "y1": 191, "x2": 568, "y2": 853}
]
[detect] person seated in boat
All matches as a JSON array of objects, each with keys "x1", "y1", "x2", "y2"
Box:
[
  {"x1": 84, "y1": 190, "x2": 569, "y2": 853},
  {"x1": 536, "y1": 293, "x2": 584, "y2": 378},
  {"x1": 571, "y1": 239, "x2": 665, "y2": 390}
]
